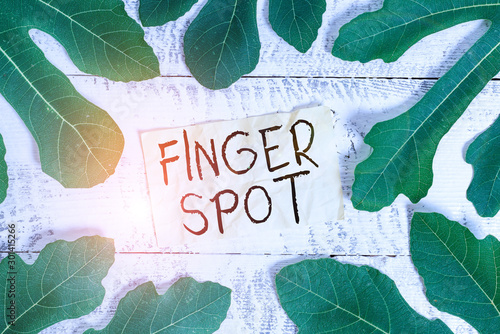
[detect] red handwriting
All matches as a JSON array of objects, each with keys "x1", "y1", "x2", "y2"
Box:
[{"x1": 159, "y1": 119, "x2": 318, "y2": 235}]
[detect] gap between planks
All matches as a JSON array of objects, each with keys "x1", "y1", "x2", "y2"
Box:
[
  {"x1": 64, "y1": 73, "x2": 500, "y2": 81},
  {"x1": 66, "y1": 73, "x2": 444, "y2": 80},
  {"x1": 0, "y1": 251, "x2": 403, "y2": 257}
]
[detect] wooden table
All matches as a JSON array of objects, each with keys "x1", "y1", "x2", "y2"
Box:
[{"x1": 2, "y1": 0, "x2": 498, "y2": 332}]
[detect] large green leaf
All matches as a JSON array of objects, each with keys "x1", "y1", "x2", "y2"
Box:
[
  {"x1": 183, "y1": 0, "x2": 260, "y2": 90},
  {"x1": 276, "y1": 258, "x2": 452, "y2": 333},
  {"x1": 0, "y1": 236, "x2": 115, "y2": 333},
  {"x1": 269, "y1": 0, "x2": 326, "y2": 53},
  {"x1": 143, "y1": 0, "x2": 329, "y2": 87},
  {"x1": 0, "y1": 134, "x2": 7, "y2": 204},
  {"x1": 332, "y1": 0, "x2": 500, "y2": 211},
  {"x1": 85, "y1": 277, "x2": 231, "y2": 333},
  {"x1": 139, "y1": 0, "x2": 199, "y2": 27},
  {"x1": 466, "y1": 116, "x2": 500, "y2": 217},
  {"x1": 0, "y1": 0, "x2": 160, "y2": 187},
  {"x1": 410, "y1": 212, "x2": 500, "y2": 333}
]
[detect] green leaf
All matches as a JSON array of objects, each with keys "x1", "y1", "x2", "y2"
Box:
[
  {"x1": 410, "y1": 212, "x2": 500, "y2": 333},
  {"x1": 139, "y1": 0, "x2": 199, "y2": 27},
  {"x1": 0, "y1": 236, "x2": 115, "y2": 333},
  {"x1": 466, "y1": 116, "x2": 500, "y2": 217},
  {"x1": 0, "y1": 0, "x2": 160, "y2": 187},
  {"x1": 332, "y1": 0, "x2": 500, "y2": 211},
  {"x1": 85, "y1": 277, "x2": 231, "y2": 333},
  {"x1": 0, "y1": 134, "x2": 7, "y2": 204},
  {"x1": 31, "y1": 0, "x2": 160, "y2": 82},
  {"x1": 276, "y1": 258, "x2": 452, "y2": 333},
  {"x1": 269, "y1": 0, "x2": 326, "y2": 53},
  {"x1": 183, "y1": 0, "x2": 261, "y2": 90}
]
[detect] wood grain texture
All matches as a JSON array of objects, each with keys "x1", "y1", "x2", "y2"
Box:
[
  {"x1": 29, "y1": 0, "x2": 492, "y2": 79},
  {"x1": 1, "y1": 0, "x2": 499, "y2": 332},
  {"x1": 0, "y1": 75, "x2": 496, "y2": 333},
  {"x1": 26, "y1": 254, "x2": 473, "y2": 334},
  {"x1": 1, "y1": 77, "x2": 497, "y2": 257}
]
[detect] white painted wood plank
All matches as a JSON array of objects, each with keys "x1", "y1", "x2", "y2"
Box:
[
  {"x1": 0, "y1": 2, "x2": 496, "y2": 333},
  {"x1": 1, "y1": 77, "x2": 497, "y2": 256},
  {"x1": 216, "y1": 0, "x2": 488, "y2": 79},
  {"x1": 29, "y1": 0, "x2": 492, "y2": 79},
  {"x1": 22, "y1": 253, "x2": 474, "y2": 334}
]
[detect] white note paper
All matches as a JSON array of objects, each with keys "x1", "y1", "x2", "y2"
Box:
[{"x1": 141, "y1": 106, "x2": 343, "y2": 247}]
